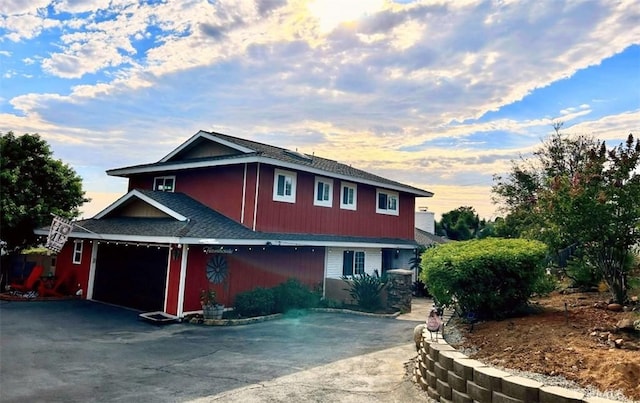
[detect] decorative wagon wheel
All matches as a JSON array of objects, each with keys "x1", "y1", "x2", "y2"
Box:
[{"x1": 206, "y1": 255, "x2": 228, "y2": 284}]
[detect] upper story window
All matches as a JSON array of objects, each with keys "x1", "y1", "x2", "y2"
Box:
[
  {"x1": 273, "y1": 169, "x2": 297, "y2": 203},
  {"x1": 376, "y1": 189, "x2": 399, "y2": 216},
  {"x1": 72, "y1": 240, "x2": 83, "y2": 264},
  {"x1": 154, "y1": 176, "x2": 175, "y2": 192},
  {"x1": 314, "y1": 177, "x2": 333, "y2": 207},
  {"x1": 340, "y1": 182, "x2": 357, "y2": 210}
]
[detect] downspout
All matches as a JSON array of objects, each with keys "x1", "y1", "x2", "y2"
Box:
[
  {"x1": 163, "y1": 245, "x2": 172, "y2": 313},
  {"x1": 177, "y1": 243, "x2": 189, "y2": 318},
  {"x1": 86, "y1": 241, "x2": 98, "y2": 300},
  {"x1": 252, "y1": 162, "x2": 260, "y2": 231}
]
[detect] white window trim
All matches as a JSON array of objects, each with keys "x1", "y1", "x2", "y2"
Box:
[
  {"x1": 273, "y1": 168, "x2": 297, "y2": 203},
  {"x1": 343, "y1": 250, "x2": 366, "y2": 277},
  {"x1": 340, "y1": 182, "x2": 357, "y2": 210},
  {"x1": 313, "y1": 176, "x2": 333, "y2": 207},
  {"x1": 354, "y1": 251, "x2": 365, "y2": 275},
  {"x1": 72, "y1": 240, "x2": 83, "y2": 264},
  {"x1": 376, "y1": 189, "x2": 399, "y2": 216},
  {"x1": 153, "y1": 175, "x2": 176, "y2": 192}
]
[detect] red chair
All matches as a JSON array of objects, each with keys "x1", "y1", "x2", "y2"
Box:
[
  {"x1": 10, "y1": 265, "x2": 44, "y2": 292},
  {"x1": 39, "y1": 270, "x2": 75, "y2": 297}
]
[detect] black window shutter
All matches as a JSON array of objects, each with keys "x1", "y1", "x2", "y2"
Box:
[{"x1": 342, "y1": 251, "x2": 354, "y2": 276}]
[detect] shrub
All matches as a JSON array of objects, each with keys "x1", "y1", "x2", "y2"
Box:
[
  {"x1": 234, "y1": 287, "x2": 275, "y2": 317},
  {"x1": 421, "y1": 238, "x2": 548, "y2": 320},
  {"x1": 342, "y1": 272, "x2": 385, "y2": 311},
  {"x1": 565, "y1": 249, "x2": 602, "y2": 290},
  {"x1": 533, "y1": 273, "x2": 557, "y2": 296},
  {"x1": 273, "y1": 278, "x2": 321, "y2": 313}
]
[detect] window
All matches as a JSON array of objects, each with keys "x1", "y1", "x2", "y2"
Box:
[
  {"x1": 153, "y1": 176, "x2": 175, "y2": 192},
  {"x1": 72, "y1": 240, "x2": 83, "y2": 264},
  {"x1": 376, "y1": 189, "x2": 399, "y2": 215},
  {"x1": 354, "y1": 251, "x2": 365, "y2": 275},
  {"x1": 342, "y1": 250, "x2": 365, "y2": 276},
  {"x1": 273, "y1": 169, "x2": 297, "y2": 203},
  {"x1": 340, "y1": 182, "x2": 357, "y2": 210},
  {"x1": 314, "y1": 177, "x2": 333, "y2": 207}
]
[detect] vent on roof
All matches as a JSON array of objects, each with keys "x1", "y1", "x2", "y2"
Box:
[{"x1": 284, "y1": 149, "x2": 312, "y2": 162}]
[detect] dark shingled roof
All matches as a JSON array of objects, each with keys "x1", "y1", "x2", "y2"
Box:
[
  {"x1": 414, "y1": 228, "x2": 450, "y2": 247},
  {"x1": 211, "y1": 131, "x2": 428, "y2": 193},
  {"x1": 108, "y1": 130, "x2": 432, "y2": 196},
  {"x1": 58, "y1": 190, "x2": 417, "y2": 247}
]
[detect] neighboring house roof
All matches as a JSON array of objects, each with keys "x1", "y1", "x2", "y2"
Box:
[
  {"x1": 106, "y1": 130, "x2": 433, "y2": 197},
  {"x1": 35, "y1": 190, "x2": 419, "y2": 249},
  {"x1": 414, "y1": 228, "x2": 450, "y2": 247}
]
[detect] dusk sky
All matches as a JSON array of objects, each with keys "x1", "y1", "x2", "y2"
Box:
[{"x1": 1, "y1": 0, "x2": 638, "y2": 221}]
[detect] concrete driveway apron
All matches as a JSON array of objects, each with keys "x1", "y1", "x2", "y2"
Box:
[{"x1": 0, "y1": 299, "x2": 431, "y2": 402}]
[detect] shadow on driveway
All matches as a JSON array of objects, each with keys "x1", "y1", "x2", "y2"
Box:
[{"x1": 0, "y1": 299, "x2": 429, "y2": 402}]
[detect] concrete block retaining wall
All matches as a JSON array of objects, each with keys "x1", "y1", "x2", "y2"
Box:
[{"x1": 413, "y1": 329, "x2": 623, "y2": 403}]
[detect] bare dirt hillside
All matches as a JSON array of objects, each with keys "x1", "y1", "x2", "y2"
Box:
[{"x1": 448, "y1": 292, "x2": 640, "y2": 401}]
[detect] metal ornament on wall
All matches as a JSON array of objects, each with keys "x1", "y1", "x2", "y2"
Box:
[{"x1": 206, "y1": 254, "x2": 228, "y2": 284}]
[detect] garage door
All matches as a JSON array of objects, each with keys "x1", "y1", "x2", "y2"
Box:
[{"x1": 92, "y1": 244, "x2": 168, "y2": 312}]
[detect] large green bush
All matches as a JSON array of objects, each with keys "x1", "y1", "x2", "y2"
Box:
[
  {"x1": 421, "y1": 238, "x2": 548, "y2": 319},
  {"x1": 234, "y1": 287, "x2": 275, "y2": 317},
  {"x1": 233, "y1": 279, "x2": 321, "y2": 317},
  {"x1": 273, "y1": 278, "x2": 321, "y2": 313}
]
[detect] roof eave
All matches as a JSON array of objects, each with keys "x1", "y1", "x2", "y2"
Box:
[
  {"x1": 33, "y1": 228, "x2": 417, "y2": 249},
  {"x1": 107, "y1": 155, "x2": 433, "y2": 197}
]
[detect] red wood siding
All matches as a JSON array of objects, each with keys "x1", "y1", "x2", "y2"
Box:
[
  {"x1": 254, "y1": 165, "x2": 416, "y2": 239},
  {"x1": 183, "y1": 246, "x2": 325, "y2": 311},
  {"x1": 54, "y1": 239, "x2": 92, "y2": 298},
  {"x1": 126, "y1": 162, "x2": 416, "y2": 239},
  {"x1": 241, "y1": 163, "x2": 259, "y2": 228},
  {"x1": 127, "y1": 165, "x2": 247, "y2": 223}
]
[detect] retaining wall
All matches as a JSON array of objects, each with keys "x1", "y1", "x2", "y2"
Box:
[{"x1": 413, "y1": 329, "x2": 624, "y2": 403}]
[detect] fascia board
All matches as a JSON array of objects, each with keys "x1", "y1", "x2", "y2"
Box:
[
  {"x1": 159, "y1": 130, "x2": 255, "y2": 163},
  {"x1": 33, "y1": 229, "x2": 181, "y2": 245},
  {"x1": 106, "y1": 155, "x2": 261, "y2": 176},
  {"x1": 93, "y1": 189, "x2": 188, "y2": 221},
  {"x1": 185, "y1": 237, "x2": 418, "y2": 249},
  {"x1": 34, "y1": 228, "x2": 417, "y2": 249}
]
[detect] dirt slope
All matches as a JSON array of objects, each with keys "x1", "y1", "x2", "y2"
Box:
[{"x1": 448, "y1": 292, "x2": 640, "y2": 401}]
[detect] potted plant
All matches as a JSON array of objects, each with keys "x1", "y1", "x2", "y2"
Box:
[{"x1": 200, "y1": 288, "x2": 224, "y2": 319}]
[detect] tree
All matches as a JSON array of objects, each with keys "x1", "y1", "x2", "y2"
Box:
[
  {"x1": 492, "y1": 127, "x2": 640, "y2": 303},
  {"x1": 435, "y1": 206, "x2": 482, "y2": 240},
  {"x1": 0, "y1": 132, "x2": 89, "y2": 251}
]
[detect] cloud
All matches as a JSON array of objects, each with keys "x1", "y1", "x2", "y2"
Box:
[
  {"x1": 1, "y1": 0, "x2": 639, "y2": 220},
  {"x1": 0, "y1": 11, "x2": 61, "y2": 42},
  {"x1": 566, "y1": 110, "x2": 640, "y2": 143}
]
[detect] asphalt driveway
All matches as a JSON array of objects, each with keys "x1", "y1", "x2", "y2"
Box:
[{"x1": 0, "y1": 300, "x2": 430, "y2": 402}]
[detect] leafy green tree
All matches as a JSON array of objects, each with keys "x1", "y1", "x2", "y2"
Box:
[
  {"x1": 493, "y1": 126, "x2": 640, "y2": 303},
  {"x1": 0, "y1": 132, "x2": 89, "y2": 251},
  {"x1": 435, "y1": 206, "x2": 482, "y2": 240}
]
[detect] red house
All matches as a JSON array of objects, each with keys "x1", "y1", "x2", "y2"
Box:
[{"x1": 38, "y1": 131, "x2": 433, "y2": 318}]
